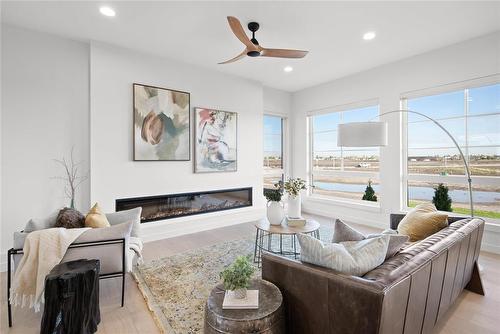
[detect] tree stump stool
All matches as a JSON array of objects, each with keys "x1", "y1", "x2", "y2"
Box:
[{"x1": 41, "y1": 259, "x2": 101, "y2": 334}]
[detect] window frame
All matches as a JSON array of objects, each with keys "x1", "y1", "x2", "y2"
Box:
[
  {"x1": 263, "y1": 113, "x2": 288, "y2": 189},
  {"x1": 401, "y1": 76, "x2": 500, "y2": 220},
  {"x1": 307, "y1": 99, "x2": 381, "y2": 206}
]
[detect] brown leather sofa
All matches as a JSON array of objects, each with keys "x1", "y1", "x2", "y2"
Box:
[{"x1": 262, "y1": 215, "x2": 485, "y2": 334}]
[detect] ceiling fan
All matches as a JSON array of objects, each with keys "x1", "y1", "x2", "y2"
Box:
[{"x1": 219, "y1": 16, "x2": 308, "y2": 64}]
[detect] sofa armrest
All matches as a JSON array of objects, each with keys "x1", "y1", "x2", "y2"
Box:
[
  {"x1": 390, "y1": 213, "x2": 468, "y2": 229},
  {"x1": 262, "y1": 253, "x2": 385, "y2": 334}
]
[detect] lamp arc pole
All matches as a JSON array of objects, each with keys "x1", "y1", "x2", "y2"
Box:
[{"x1": 378, "y1": 109, "x2": 474, "y2": 217}]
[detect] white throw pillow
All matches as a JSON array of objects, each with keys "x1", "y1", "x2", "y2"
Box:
[
  {"x1": 105, "y1": 207, "x2": 142, "y2": 238},
  {"x1": 333, "y1": 219, "x2": 409, "y2": 259},
  {"x1": 297, "y1": 233, "x2": 390, "y2": 276}
]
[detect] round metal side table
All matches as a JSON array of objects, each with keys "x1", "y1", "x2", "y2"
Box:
[{"x1": 253, "y1": 218, "x2": 320, "y2": 267}]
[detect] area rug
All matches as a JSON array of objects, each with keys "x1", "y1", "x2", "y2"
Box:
[{"x1": 133, "y1": 224, "x2": 333, "y2": 333}]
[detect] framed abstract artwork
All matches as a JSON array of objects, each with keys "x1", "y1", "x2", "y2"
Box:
[
  {"x1": 133, "y1": 83, "x2": 190, "y2": 161},
  {"x1": 194, "y1": 107, "x2": 237, "y2": 173}
]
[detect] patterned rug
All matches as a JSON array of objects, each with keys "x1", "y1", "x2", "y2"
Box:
[{"x1": 133, "y1": 224, "x2": 334, "y2": 333}]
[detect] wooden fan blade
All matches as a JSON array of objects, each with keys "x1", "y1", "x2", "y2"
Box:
[
  {"x1": 227, "y1": 16, "x2": 258, "y2": 51},
  {"x1": 218, "y1": 49, "x2": 248, "y2": 64},
  {"x1": 260, "y1": 48, "x2": 308, "y2": 58}
]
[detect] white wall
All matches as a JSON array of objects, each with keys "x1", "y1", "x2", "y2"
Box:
[
  {"x1": 1, "y1": 25, "x2": 90, "y2": 258},
  {"x1": 90, "y1": 42, "x2": 265, "y2": 242},
  {"x1": 263, "y1": 86, "x2": 292, "y2": 117},
  {"x1": 292, "y1": 32, "x2": 500, "y2": 251}
]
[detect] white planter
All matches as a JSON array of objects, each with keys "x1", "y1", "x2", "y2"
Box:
[
  {"x1": 288, "y1": 194, "x2": 302, "y2": 218},
  {"x1": 233, "y1": 288, "x2": 247, "y2": 299},
  {"x1": 267, "y1": 201, "x2": 284, "y2": 225}
]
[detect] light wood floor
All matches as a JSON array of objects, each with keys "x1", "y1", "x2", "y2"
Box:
[{"x1": 1, "y1": 214, "x2": 499, "y2": 333}]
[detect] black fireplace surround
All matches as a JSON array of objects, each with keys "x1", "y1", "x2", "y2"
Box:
[{"x1": 115, "y1": 187, "x2": 252, "y2": 223}]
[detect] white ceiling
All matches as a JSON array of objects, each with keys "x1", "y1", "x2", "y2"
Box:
[{"x1": 2, "y1": 1, "x2": 500, "y2": 92}]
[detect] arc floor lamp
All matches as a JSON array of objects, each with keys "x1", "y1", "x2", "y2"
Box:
[{"x1": 337, "y1": 109, "x2": 474, "y2": 217}]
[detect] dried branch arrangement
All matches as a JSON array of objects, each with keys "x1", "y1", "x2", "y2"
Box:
[{"x1": 53, "y1": 148, "x2": 88, "y2": 209}]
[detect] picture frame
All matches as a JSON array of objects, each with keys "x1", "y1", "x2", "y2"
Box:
[
  {"x1": 194, "y1": 107, "x2": 238, "y2": 173},
  {"x1": 133, "y1": 83, "x2": 190, "y2": 161}
]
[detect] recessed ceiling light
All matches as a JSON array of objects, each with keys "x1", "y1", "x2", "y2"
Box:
[
  {"x1": 363, "y1": 31, "x2": 376, "y2": 41},
  {"x1": 284, "y1": 66, "x2": 293, "y2": 73},
  {"x1": 99, "y1": 6, "x2": 116, "y2": 17}
]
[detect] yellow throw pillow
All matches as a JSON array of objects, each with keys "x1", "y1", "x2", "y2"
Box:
[
  {"x1": 85, "y1": 203, "x2": 111, "y2": 228},
  {"x1": 397, "y1": 203, "x2": 448, "y2": 242}
]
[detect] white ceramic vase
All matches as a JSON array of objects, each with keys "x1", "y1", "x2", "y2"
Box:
[
  {"x1": 233, "y1": 288, "x2": 247, "y2": 299},
  {"x1": 288, "y1": 194, "x2": 302, "y2": 218},
  {"x1": 267, "y1": 201, "x2": 284, "y2": 225}
]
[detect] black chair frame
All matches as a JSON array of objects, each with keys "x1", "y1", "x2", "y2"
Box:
[{"x1": 6, "y1": 237, "x2": 126, "y2": 327}]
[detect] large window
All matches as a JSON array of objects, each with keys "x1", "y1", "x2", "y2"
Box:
[
  {"x1": 404, "y1": 82, "x2": 500, "y2": 220},
  {"x1": 309, "y1": 104, "x2": 380, "y2": 203},
  {"x1": 264, "y1": 115, "x2": 285, "y2": 189}
]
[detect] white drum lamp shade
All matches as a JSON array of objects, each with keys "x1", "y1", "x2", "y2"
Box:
[{"x1": 337, "y1": 122, "x2": 388, "y2": 147}]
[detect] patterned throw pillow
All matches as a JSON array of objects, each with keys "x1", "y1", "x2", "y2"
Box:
[
  {"x1": 298, "y1": 233, "x2": 390, "y2": 276},
  {"x1": 397, "y1": 203, "x2": 448, "y2": 242},
  {"x1": 332, "y1": 219, "x2": 409, "y2": 259}
]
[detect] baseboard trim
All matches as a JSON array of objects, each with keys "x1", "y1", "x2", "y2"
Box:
[
  {"x1": 480, "y1": 242, "x2": 500, "y2": 255},
  {"x1": 0, "y1": 252, "x2": 6, "y2": 273}
]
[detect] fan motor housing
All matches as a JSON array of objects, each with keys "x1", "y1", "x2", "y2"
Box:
[{"x1": 247, "y1": 50, "x2": 261, "y2": 57}]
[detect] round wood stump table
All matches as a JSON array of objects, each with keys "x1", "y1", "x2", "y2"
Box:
[{"x1": 204, "y1": 279, "x2": 284, "y2": 334}]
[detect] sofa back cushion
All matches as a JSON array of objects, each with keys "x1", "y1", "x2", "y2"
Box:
[{"x1": 24, "y1": 209, "x2": 60, "y2": 232}]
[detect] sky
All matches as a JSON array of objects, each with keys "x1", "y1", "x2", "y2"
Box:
[
  {"x1": 263, "y1": 115, "x2": 282, "y2": 157},
  {"x1": 263, "y1": 83, "x2": 499, "y2": 159},
  {"x1": 407, "y1": 83, "x2": 499, "y2": 157}
]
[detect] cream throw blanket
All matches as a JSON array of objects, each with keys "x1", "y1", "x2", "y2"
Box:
[{"x1": 10, "y1": 227, "x2": 90, "y2": 311}]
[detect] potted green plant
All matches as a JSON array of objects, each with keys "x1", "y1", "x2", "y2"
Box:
[
  {"x1": 283, "y1": 177, "x2": 307, "y2": 218},
  {"x1": 219, "y1": 256, "x2": 255, "y2": 299},
  {"x1": 264, "y1": 187, "x2": 284, "y2": 225}
]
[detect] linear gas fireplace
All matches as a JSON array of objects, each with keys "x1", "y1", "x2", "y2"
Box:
[{"x1": 115, "y1": 187, "x2": 252, "y2": 223}]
